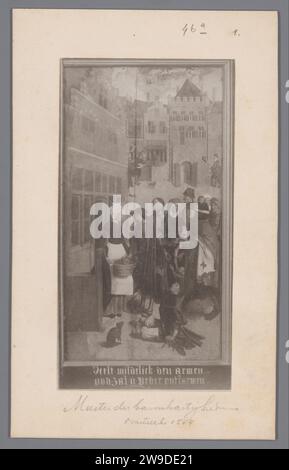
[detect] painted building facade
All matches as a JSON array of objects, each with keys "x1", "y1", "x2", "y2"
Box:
[
  {"x1": 129, "y1": 78, "x2": 223, "y2": 202},
  {"x1": 64, "y1": 77, "x2": 129, "y2": 276}
]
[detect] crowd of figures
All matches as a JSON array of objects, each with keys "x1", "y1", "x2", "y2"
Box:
[{"x1": 101, "y1": 186, "x2": 222, "y2": 356}]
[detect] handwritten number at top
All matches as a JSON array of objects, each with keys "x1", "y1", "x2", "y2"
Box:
[
  {"x1": 182, "y1": 24, "x2": 241, "y2": 37},
  {"x1": 182, "y1": 23, "x2": 208, "y2": 36}
]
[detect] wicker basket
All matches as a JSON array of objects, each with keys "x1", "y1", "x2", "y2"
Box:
[{"x1": 113, "y1": 262, "x2": 135, "y2": 278}]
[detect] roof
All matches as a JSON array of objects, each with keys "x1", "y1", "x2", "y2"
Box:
[{"x1": 176, "y1": 79, "x2": 202, "y2": 98}]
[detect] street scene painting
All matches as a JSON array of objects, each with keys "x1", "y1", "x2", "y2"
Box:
[{"x1": 60, "y1": 60, "x2": 234, "y2": 389}]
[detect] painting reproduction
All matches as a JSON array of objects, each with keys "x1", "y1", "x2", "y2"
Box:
[{"x1": 60, "y1": 59, "x2": 234, "y2": 390}]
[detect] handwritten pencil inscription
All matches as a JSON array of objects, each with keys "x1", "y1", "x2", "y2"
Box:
[
  {"x1": 63, "y1": 394, "x2": 239, "y2": 426},
  {"x1": 182, "y1": 23, "x2": 241, "y2": 37}
]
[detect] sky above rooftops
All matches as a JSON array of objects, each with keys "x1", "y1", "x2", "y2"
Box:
[
  {"x1": 64, "y1": 66, "x2": 223, "y2": 105},
  {"x1": 111, "y1": 66, "x2": 223, "y2": 103}
]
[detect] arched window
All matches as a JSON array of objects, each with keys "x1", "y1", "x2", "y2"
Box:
[
  {"x1": 181, "y1": 161, "x2": 198, "y2": 186},
  {"x1": 198, "y1": 126, "x2": 206, "y2": 138},
  {"x1": 186, "y1": 126, "x2": 195, "y2": 138}
]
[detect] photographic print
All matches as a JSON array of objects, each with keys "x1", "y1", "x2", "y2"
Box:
[{"x1": 59, "y1": 59, "x2": 234, "y2": 390}]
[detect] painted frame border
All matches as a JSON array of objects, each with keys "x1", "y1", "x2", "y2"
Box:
[{"x1": 59, "y1": 58, "x2": 234, "y2": 388}]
